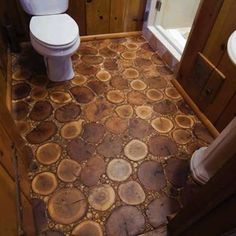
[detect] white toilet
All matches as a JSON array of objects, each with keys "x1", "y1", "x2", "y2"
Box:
[{"x1": 19, "y1": 0, "x2": 80, "y2": 82}]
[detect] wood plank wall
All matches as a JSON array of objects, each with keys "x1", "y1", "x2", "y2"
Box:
[{"x1": 0, "y1": 0, "x2": 146, "y2": 42}]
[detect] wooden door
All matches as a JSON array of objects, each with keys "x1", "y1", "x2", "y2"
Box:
[{"x1": 177, "y1": 0, "x2": 236, "y2": 131}]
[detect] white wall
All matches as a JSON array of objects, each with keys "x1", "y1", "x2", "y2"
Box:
[{"x1": 156, "y1": 0, "x2": 201, "y2": 29}]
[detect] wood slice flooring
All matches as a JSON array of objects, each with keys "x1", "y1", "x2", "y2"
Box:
[{"x1": 11, "y1": 36, "x2": 214, "y2": 236}]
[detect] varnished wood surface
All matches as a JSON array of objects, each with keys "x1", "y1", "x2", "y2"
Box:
[
  {"x1": 169, "y1": 154, "x2": 236, "y2": 235},
  {"x1": 81, "y1": 31, "x2": 141, "y2": 41},
  {"x1": 0, "y1": 164, "x2": 35, "y2": 235}
]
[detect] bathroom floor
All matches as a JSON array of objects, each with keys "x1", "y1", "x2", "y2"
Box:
[{"x1": 11, "y1": 36, "x2": 213, "y2": 236}]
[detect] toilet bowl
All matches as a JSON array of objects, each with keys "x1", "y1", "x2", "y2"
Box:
[
  {"x1": 30, "y1": 14, "x2": 80, "y2": 82},
  {"x1": 18, "y1": 0, "x2": 80, "y2": 82}
]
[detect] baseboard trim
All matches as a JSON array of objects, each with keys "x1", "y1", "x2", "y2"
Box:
[
  {"x1": 80, "y1": 31, "x2": 142, "y2": 41},
  {"x1": 171, "y1": 78, "x2": 219, "y2": 138}
]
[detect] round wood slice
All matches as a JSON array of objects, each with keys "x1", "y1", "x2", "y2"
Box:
[
  {"x1": 106, "y1": 159, "x2": 132, "y2": 182},
  {"x1": 70, "y1": 86, "x2": 95, "y2": 104},
  {"x1": 124, "y1": 139, "x2": 148, "y2": 161},
  {"x1": 123, "y1": 68, "x2": 139, "y2": 80},
  {"x1": 29, "y1": 101, "x2": 53, "y2": 121},
  {"x1": 175, "y1": 115, "x2": 194, "y2": 129},
  {"x1": 71, "y1": 75, "x2": 87, "y2": 86},
  {"x1": 60, "y1": 120, "x2": 84, "y2": 140},
  {"x1": 135, "y1": 105, "x2": 153, "y2": 120},
  {"x1": 84, "y1": 98, "x2": 114, "y2": 122},
  {"x1": 96, "y1": 70, "x2": 111, "y2": 81},
  {"x1": 153, "y1": 99, "x2": 178, "y2": 115},
  {"x1": 87, "y1": 80, "x2": 107, "y2": 95},
  {"x1": 110, "y1": 76, "x2": 129, "y2": 90},
  {"x1": 97, "y1": 135, "x2": 122, "y2": 158},
  {"x1": 118, "y1": 181, "x2": 145, "y2": 205},
  {"x1": 78, "y1": 46, "x2": 98, "y2": 55},
  {"x1": 36, "y1": 142, "x2": 62, "y2": 165},
  {"x1": 177, "y1": 100, "x2": 194, "y2": 115},
  {"x1": 142, "y1": 66, "x2": 160, "y2": 78},
  {"x1": 12, "y1": 101, "x2": 29, "y2": 120},
  {"x1": 106, "y1": 90, "x2": 125, "y2": 104},
  {"x1": 104, "y1": 59, "x2": 118, "y2": 71},
  {"x1": 148, "y1": 135, "x2": 178, "y2": 156},
  {"x1": 193, "y1": 123, "x2": 214, "y2": 144},
  {"x1": 125, "y1": 42, "x2": 139, "y2": 51},
  {"x1": 186, "y1": 141, "x2": 205, "y2": 155},
  {"x1": 130, "y1": 79, "x2": 147, "y2": 91},
  {"x1": 146, "y1": 197, "x2": 179, "y2": 228},
  {"x1": 165, "y1": 87, "x2": 181, "y2": 100},
  {"x1": 99, "y1": 47, "x2": 117, "y2": 58},
  {"x1": 26, "y1": 121, "x2": 57, "y2": 144},
  {"x1": 82, "y1": 122, "x2": 105, "y2": 143},
  {"x1": 121, "y1": 51, "x2": 136, "y2": 60},
  {"x1": 127, "y1": 91, "x2": 146, "y2": 105},
  {"x1": 72, "y1": 221, "x2": 103, "y2": 236},
  {"x1": 49, "y1": 91, "x2": 72, "y2": 104},
  {"x1": 106, "y1": 206, "x2": 145, "y2": 236},
  {"x1": 81, "y1": 55, "x2": 103, "y2": 65},
  {"x1": 57, "y1": 159, "x2": 81, "y2": 182},
  {"x1": 138, "y1": 161, "x2": 166, "y2": 191},
  {"x1": 134, "y1": 58, "x2": 152, "y2": 67},
  {"x1": 129, "y1": 118, "x2": 153, "y2": 139},
  {"x1": 76, "y1": 63, "x2": 98, "y2": 76},
  {"x1": 145, "y1": 77, "x2": 167, "y2": 89},
  {"x1": 151, "y1": 117, "x2": 174, "y2": 133},
  {"x1": 31, "y1": 86, "x2": 48, "y2": 100},
  {"x1": 115, "y1": 105, "x2": 133, "y2": 118},
  {"x1": 172, "y1": 129, "x2": 192, "y2": 145},
  {"x1": 32, "y1": 172, "x2": 58, "y2": 195},
  {"x1": 55, "y1": 103, "x2": 81, "y2": 123},
  {"x1": 80, "y1": 155, "x2": 106, "y2": 187},
  {"x1": 67, "y1": 138, "x2": 95, "y2": 162},
  {"x1": 105, "y1": 117, "x2": 128, "y2": 134},
  {"x1": 165, "y1": 158, "x2": 189, "y2": 188},
  {"x1": 88, "y1": 184, "x2": 115, "y2": 211},
  {"x1": 48, "y1": 188, "x2": 87, "y2": 224},
  {"x1": 12, "y1": 82, "x2": 31, "y2": 100},
  {"x1": 146, "y1": 89, "x2": 163, "y2": 102}
]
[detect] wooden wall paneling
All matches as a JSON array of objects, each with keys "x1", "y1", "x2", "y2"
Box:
[
  {"x1": 109, "y1": 0, "x2": 127, "y2": 33},
  {"x1": 197, "y1": 66, "x2": 226, "y2": 111},
  {"x1": 67, "y1": 0, "x2": 86, "y2": 36},
  {"x1": 177, "y1": 0, "x2": 224, "y2": 88},
  {"x1": 203, "y1": 0, "x2": 236, "y2": 66},
  {"x1": 86, "y1": 0, "x2": 111, "y2": 35},
  {"x1": 189, "y1": 53, "x2": 214, "y2": 101},
  {"x1": 0, "y1": 164, "x2": 35, "y2": 235},
  {"x1": 0, "y1": 122, "x2": 31, "y2": 199},
  {"x1": 204, "y1": 52, "x2": 236, "y2": 124},
  {"x1": 123, "y1": 0, "x2": 147, "y2": 32},
  {"x1": 215, "y1": 93, "x2": 236, "y2": 131}
]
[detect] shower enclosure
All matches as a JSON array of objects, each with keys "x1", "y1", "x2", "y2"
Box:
[{"x1": 147, "y1": 0, "x2": 201, "y2": 60}]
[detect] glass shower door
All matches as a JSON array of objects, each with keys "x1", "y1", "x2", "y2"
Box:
[{"x1": 154, "y1": 0, "x2": 201, "y2": 54}]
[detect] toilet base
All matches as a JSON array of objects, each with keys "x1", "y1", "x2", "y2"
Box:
[{"x1": 44, "y1": 56, "x2": 74, "y2": 82}]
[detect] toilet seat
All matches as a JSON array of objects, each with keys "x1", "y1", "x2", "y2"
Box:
[{"x1": 30, "y1": 13, "x2": 79, "y2": 48}]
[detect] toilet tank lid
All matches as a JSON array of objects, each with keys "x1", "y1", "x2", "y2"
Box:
[{"x1": 30, "y1": 14, "x2": 79, "y2": 46}]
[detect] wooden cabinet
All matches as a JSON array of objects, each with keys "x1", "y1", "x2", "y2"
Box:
[{"x1": 177, "y1": 0, "x2": 236, "y2": 131}]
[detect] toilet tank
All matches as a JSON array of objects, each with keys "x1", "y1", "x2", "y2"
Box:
[{"x1": 19, "y1": 0, "x2": 69, "y2": 15}]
